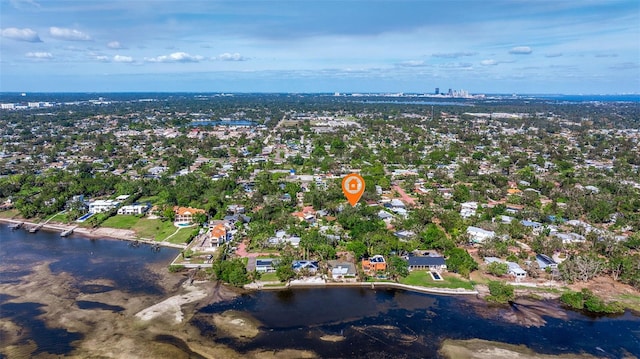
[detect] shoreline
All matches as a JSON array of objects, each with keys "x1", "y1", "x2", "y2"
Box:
[
  {"x1": 245, "y1": 279, "x2": 479, "y2": 296},
  {"x1": 0, "y1": 217, "x2": 186, "y2": 250}
]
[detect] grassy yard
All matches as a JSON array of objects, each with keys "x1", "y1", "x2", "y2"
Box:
[
  {"x1": 101, "y1": 215, "x2": 140, "y2": 229},
  {"x1": 401, "y1": 271, "x2": 476, "y2": 290},
  {"x1": 165, "y1": 227, "x2": 196, "y2": 244},
  {"x1": 0, "y1": 209, "x2": 20, "y2": 219},
  {"x1": 617, "y1": 293, "x2": 640, "y2": 312},
  {"x1": 48, "y1": 212, "x2": 70, "y2": 223},
  {"x1": 260, "y1": 272, "x2": 280, "y2": 281},
  {"x1": 132, "y1": 218, "x2": 177, "y2": 240}
]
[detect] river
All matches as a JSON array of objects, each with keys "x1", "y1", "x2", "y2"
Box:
[{"x1": 1, "y1": 224, "x2": 639, "y2": 358}]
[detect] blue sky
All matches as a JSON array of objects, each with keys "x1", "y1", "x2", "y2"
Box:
[{"x1": 1, "y1": 0, "x2": 638, "y2": 93}]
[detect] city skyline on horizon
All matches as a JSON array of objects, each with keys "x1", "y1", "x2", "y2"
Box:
[{"x1": 1, "y1": 0, "x2": 639, "y2": 94}]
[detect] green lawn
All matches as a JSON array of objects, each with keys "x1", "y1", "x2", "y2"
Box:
[
  {"x1": 165, "y1": 228, "x2": 196, "y2": 244},
  {"x1": 401, "y1": 271, "x2": 475, "y2": 290},
  {"x1": 48, "y1": 212, "x2": 70, "y2": 223},
  {"x1": 132, "y1": 218, "x2": 177, "y2": 240},
  {"x1": 101, "y1": 215, "x2": 140, "y2": 229},
  {"x1": 260, "y1": 272, "x2": 280, "y2": 281},
  {"x1": 0, "y1": 209, "x2": 20, "y2": 219}
]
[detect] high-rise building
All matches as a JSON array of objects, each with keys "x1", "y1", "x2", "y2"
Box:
[{"x1": 435, "y1": 87, "x2": 439, "y2": 95}]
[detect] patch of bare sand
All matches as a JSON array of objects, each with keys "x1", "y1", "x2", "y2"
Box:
[
  {"x1": 439, "y1": 339, "x2": 602, "y2": 359},
  {"x1": 135, "y1": 281, "x2": 210, "y2": 324},
  {"x1": 210, "y1": 310, "x2": 261, "y2": 340},
  {"x1": 245, "y1": 349, "x2": 317, "y2": 358},
  {"x1": 319, "y1": 335, "x2": 345, "y2": 342},
  {"x1": 0, "y1": 259, "x2": 270, "y2": 358}
]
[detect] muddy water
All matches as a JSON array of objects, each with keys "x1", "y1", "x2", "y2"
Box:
[{"x1": 2, "y1": 224, "x2": 640, "y2": 358}]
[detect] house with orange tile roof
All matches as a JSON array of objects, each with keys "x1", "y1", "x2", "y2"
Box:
[
  {"x1": 173, "y1": 206, "x2": 206, "y2": 224},
  {"x1": 361, "y1": 255, "x2": 387, "y2": 274},
  {"x1": 209, "y1": 223, "x2": 228, "y2": 247}
]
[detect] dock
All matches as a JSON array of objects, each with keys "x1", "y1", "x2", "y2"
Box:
[
  {"x1": 61, "y1": 227, "x2": 75, "y2": 237},
  {"x1": 28, "y1": 224, "x2": 43, "y2": 233},
  {"x1": 8, "y1": 222, "x2": 23, "y2": 230}
]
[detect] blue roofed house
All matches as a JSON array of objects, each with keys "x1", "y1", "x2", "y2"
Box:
[
  {"x1": 292, "y1": 260, "x2": 319, "y2": 274},
  {"x1": 521, "y1": 220, "x2": 543, "y2": 235}
]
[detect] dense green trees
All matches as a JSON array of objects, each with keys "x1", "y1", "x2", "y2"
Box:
[
  {"x1": 444, "y1": 248, "x2": 478, "y2": 277},
  {"x1": 560, "y1": 289, "x2": 624, "y2": 314},
  {"x1": 486, "y1": 262, "x2": 509, "y2": 277},
  {"x1": 486, "y1": 281, "x2": 515, "y2": 303},
  {"x1": 212, "y1": 258, "x2": 250, "y2": 287}
]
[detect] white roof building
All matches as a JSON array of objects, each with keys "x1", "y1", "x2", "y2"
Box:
[
  {"x1": 88, "y1": 199, "x2": 120, "y2": 214},
  {"x1": 467, "y1": 226, "x2": 496, "y2": 243}
]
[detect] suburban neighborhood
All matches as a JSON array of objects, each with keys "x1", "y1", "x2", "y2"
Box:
[{"x1": 0, "y1": 93, "x2": 639, "y2": 310}]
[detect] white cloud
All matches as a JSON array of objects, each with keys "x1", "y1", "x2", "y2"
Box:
[
  {"x1": 107, "y1": 41, "x2": 124, "y2": 49},
  {"x1": 49, "y1": 27, "x2": 91, "y2": 41},
  {"x1": 397, "y1": 60, "x2": 427, "y2": 67},
  {"x1": 25, "y1": 51, "x2": 53, "y2": 59},
  {"x1": 113, "y1": 55, "x2": 133, "y2": 63},
  {"x1": 509, "y1": 46, "x2": 532, "y2": 55},
  {"x1": 545, "y1": 53, "x2": 563, "y2": 58},
  {"x1": 1, "y1": 27, "x2": 41, "y2": 42},
  {"x1": 215, "y1": 52, "x2": 247, "y2": 61},
  {"x1": 432, "y1": 51, "x2": 477, "y2": 58},
  {"x1": 146, "y1": 52, "x2": 204, "y2": 63},
  {"x1": 609, "y1": 62, "x2": 638, "y2": 70},
  {"x1": 480, "y1": 59, "x2": 498, "y2": 66},
  {"x1": 94, "y1": 55, "x2": 109, "y2": 62},
  {"x1": 9, "y1": 0, "x2": 41, "y2": 9}
]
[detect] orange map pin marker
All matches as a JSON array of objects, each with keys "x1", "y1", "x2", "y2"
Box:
[{"x1": 342, "y1": 173, "x2": 365, "y2": 207}]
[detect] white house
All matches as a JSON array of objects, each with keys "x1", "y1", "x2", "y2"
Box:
[
  {"x1": 460, "y1": 202, "x2": 478, "y2": 218},
  {"x1": 485, "y1": 257, "x2": 527, "y2": 280},
  {"x1": 88, "y1": 199, "x2": 120, "y2": 214},
  {"x1": 467, "y1": 226, "x2": 496, "y2": 243},
  {"x1": 117, "y1": 203, "x2": 150, "y2": 215}
]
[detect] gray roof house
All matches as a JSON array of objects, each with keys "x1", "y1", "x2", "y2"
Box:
[
  {"x1": 407, "y1": 256, "x2": 447, "y2": 272},
  {"x1": 327, "y1": 260, "x2": 357, "y2": 280},
  {"x1": 535, "y1": 254, "x2": 558, "y2": 270}
]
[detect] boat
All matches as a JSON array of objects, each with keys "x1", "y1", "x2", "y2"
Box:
[
  {"x1": 8, "y1": 222, "x2": 23, "y2": 230},
  {"x1": 61, "y1": 228, "x2": 75, "y2": 237},
  {"x1": 28, "y1": 225, "x2": 41, "y2": 233}
]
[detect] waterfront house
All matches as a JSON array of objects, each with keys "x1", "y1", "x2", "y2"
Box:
[
  {"x1": 361, "y1": 255, "x2": 386, "y2": 274},
  {"x1": 173, "y1": 206, "x2": 206, "y2": 225},
  {"x1": 256, "y1": 258, "x2": 277, "y2": 273},
  {"x1": 328, "y1": 260, "x2": 357, "y2": 280},
  {"x1": 117, "y1": 203, "x2": 150, "y2": 215},
  {"x1": 485, "y1": 257, "x2": 527, "y2": 280},
  {"x1": 209, "y1": 223, "x2": 229, "y2": 247},
  {"x1": 407, "y1": 256, "x2": 447, "y2": 272},
  {"x1": 292, "y1": 260, "x2": 319, "y2": 274},
  {"x1": 88, "y1": 199, "x2": 120, "y2": 214}
]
